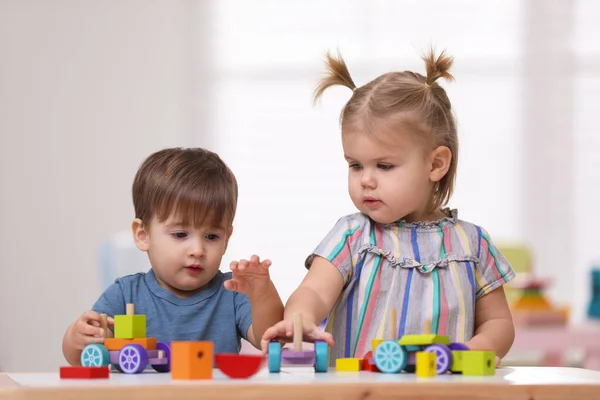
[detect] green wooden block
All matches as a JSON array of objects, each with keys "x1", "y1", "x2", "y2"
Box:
[
  {"x1": 462, "y1": 351, "x2": 495, "y2": 376},
  {"x1": 451, "y1": 350, "x2": 466, "y2": 372},
  {"x1": 399, "y1": 334, "x2": 450, "y2": 346},
  {"x1": 114, "y1": 315, "x2": 146, "y2": 339}
]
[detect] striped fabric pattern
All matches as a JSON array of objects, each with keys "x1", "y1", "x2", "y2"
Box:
[{"x1": 310, "y1": 209, "x2": 515, "y2": 366}]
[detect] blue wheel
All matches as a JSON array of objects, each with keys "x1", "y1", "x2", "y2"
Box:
[
  {"x1": 424, "y1": 344, "x2": 453, "y2": 374},
  {"x1": 81, "y1": 344, "x2": 110, "y2": 367},
  {"x1": 268, "y1": 341, "x2": 281, "y2": 373},
  {"x1": 118, "y1": 344, "x2": 148, "y2": 374},
  {"x1": 314, "y1": 340, "x2": 328, "y2": 373},
  {"x1": 374, "y1": 340, "x2": 407, "y2": 374}
]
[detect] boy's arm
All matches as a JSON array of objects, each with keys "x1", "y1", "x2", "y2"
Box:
[
  {"x1": 245, "y1": 280, "x2": 284, "y2": 349},
  {"x1": 465, "y1": 286, "x2": 515, "y2": 359},
  {"x1": 62, "y1": 283, "x2": 123, "y2": 365}
]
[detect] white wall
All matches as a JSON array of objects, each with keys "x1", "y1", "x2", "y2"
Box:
[{"x1": 0, "y1": 1, "x2": 200, "y2": 372}]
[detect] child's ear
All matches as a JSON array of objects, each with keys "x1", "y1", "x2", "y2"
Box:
[
  {"x1": 429, "y1": 145, "x2": 452, "y2": 183},
  {"x1": 224, "y1": 225, "x2": 234, "y2": 253},
  {"x1": 131, "y1": 218, "x2": 149, "y2": 252}
]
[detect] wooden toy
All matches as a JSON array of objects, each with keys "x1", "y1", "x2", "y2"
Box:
[
  {"x1": 215, "y1": 354, "x2": 266, "y2": 378},
  {"x1": 416, "y1": 352, "x2": 436, "y2": 378},
  {"x1": 510, "y1": 276, "x2": 569, "y2": 326},
  {"x1": 80, "y1": 305, "x2": 171, "y2": 374},
  {"x1": 371, "y1": 308, "x2": 495, "y2": 376},
  {"x1": 462, "y1": 351, "x2": 495, "y2": 376},
  {"x1": 362, "y1": 350, "x2": 379, "y2": 372},
  {"x1": 171, "y1": 341, "x2": 213, "y2": 380},
  {"x1": 268, "y1": 314, "x2": 329, "y2": 373},
  {"x1": 114, "y1": 303, "x2": 146, "y2": 339},
  {"x1": 335, "y1": 358, "x2": 363, "y2": 372},
  {"x1": 59, "y1": 366, "x2": 109, "y2": 379}
]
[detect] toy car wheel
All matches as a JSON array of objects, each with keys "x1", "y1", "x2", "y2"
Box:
[
  {"x1": 268, "y1": 341, "x2": 281, "y2": 373},
  {"x1": 424, "y1": 344, "x2": 453, "y2": 374},
  {"x1": 151, "y1": 342, "x2": 171, "y2": 373},
  {"x1": 118, "y1": 344, "x2": 148, "y2": 374},
  {"x1": 313, "y1": 340, "x2": 329, "y2": 373},
  {"x1": 80, "y1": 344, "x2": 110, "y2": 367},
  {"x1": 374, "y1": 340, "x2": 407, "y2": 373}
]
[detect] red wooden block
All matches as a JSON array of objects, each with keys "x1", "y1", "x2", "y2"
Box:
[
  {"x1": 363, "y1": 351, "x2": 380, "y2": 372},
  {"x1": 60, "y1": 366, "x2": 110, "y2": 379},
  {"x1": 215, "y1": 354, "x2": 266, "y2": 378}
]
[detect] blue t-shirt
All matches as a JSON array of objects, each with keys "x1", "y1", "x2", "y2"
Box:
[{"x1": 92, "y1": 269, "x2": 252, "y2": 354}]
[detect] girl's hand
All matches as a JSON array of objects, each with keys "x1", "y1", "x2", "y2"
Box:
[
  {"x1": 69, "y1": 310, "x2": 114, "y2": 350},
  {"x1": 260, "y1": 319, "x2": 335, "y2": 354},
  {"x1": 224, "y1": 254, "x2": 272, "y2": 297}
]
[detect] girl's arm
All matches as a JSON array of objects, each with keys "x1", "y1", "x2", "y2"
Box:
[
  {"x1": 284, "y1": 255, "x2": 345, "y2": 325},
  {"x1": 466, "y1": 286, "x2": 515, "y2": 359},
  {"x1": 260, "y1": 255, "x2": 345, "y2": 349}
]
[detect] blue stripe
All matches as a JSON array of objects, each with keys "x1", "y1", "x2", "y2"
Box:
[
  {"x1": 345, "y1": 253, "x2": 364, "y2": 357},
  {"x1": 399, "y1": 228, "x2": 420, "y2": 336}
]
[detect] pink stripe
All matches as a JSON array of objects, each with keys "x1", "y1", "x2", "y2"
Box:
[
  {"x1": 354, "y1": 224, "x2": 383, "y2": 356},
  {"x1": 479, "y1": 237, "x2": 503, "y2": 281},
  {"x1": 331, "y1": 227, "x2": 362, "y2": 267},
  {"x1": 437, "y1": 225, "x2": 451, "y2": 335}
]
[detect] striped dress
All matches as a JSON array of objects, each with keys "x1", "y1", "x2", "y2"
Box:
[{"x1": 308, "y1": 209, "x2": 515, "y2": 366}]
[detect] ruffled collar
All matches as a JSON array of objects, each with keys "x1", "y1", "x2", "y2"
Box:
[{"x1": 383, "y1": 208, "x2": 458, "y2": 230}]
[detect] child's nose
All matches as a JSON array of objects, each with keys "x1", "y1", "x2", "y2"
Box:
[
  {"x1": 189, "y1": 241, "x2": 205, "y2": 258},
  {"x1": 360, "y1": 170, "x2": 376, "y2": 188}
]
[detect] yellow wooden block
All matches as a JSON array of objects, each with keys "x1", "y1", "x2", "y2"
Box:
[
  {"x1": 371, "y1": 339, "x2": 384, "y2": 351},
  {"x1": 336, "y1": 358, "x2": 363, "y2": 372},
  {"x1": 451, "y1": 350, "x2": 466, "y2": 372},
  {"x1": 462, "y1": 351, "x2": 495, "y2": 376},
  {"x1": 416, "y1": 351, "x2": 436, "y2": 377},
  {"x1": 399, "y1": 334, "x2": 450, "y2": 346}
]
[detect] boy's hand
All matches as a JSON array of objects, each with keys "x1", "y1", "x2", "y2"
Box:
[
  {"x1": 260, "y1": 319, "x2": 335, "y2": 354},
  {"x1": 224, "y1": 254, "x2": 272, "y2": 297},
  {"x1": 69, "y1": 310, "x2": 114, "y2": 350}
]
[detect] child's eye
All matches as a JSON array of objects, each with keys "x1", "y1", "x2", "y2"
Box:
[
  {"x1": 205, "y1": 234, "x2": 220, "y2": 241},
  {"x1": 377, "y1": 163, "x2": 393, "y2": 170},
  {"x1": 349, "y1": 163, "x2": 362, "y2": 170},
  {"x1": 172, "y1": 232, "x2": 188, "y2": 239}
]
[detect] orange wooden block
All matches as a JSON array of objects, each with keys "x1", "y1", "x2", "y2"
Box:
[
  {"x1": 171, "y1": 341, "x2": 213, "y2": 380},
  {"x1": 104, "y1": 337, "x2": 157, "y2": 351}
]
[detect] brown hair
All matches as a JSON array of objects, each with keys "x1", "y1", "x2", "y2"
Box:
[
  {"x1": 314, "y1": 49, "x2": 458, "y2": 212},
  {"x1": 132, "y1": 147, "x2": 238, "y2": 228}
]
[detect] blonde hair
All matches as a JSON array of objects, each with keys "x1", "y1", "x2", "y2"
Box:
[
  {"x1": 313, "y1": 49, "x2": 458, "y2": 212},
  {"x1": 132, "y1": 147, "x2": 238, "y2": 229}
]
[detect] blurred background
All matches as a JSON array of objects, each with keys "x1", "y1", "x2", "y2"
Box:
[{"x1": 1, "y1": 0, "x2": 600, "y2": 372}]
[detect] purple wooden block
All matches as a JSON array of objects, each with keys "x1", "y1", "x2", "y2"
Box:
[
  {"x1": 110, "y1": 351, "x2": 120, "y2": 364},
  {"x1": 147, "y1": 358, "x2": 168, "y2": 365},
  {"x1": 281, "y1": 349, "x2": 315, "y2": 365}
]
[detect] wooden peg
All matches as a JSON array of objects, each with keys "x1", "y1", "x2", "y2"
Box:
[
  {"x1": 424, "y1": 318, "x2": 431, "y2": 334},
  {"x1": 126, "y1": 303, "x2": 135, "y2": 316},
  {"x1": 388, "y1": 308, "x2": 397, "y2": 340},
  {"x1": 293, "y1": 314, "x2": 303, "y2": 352},
  {"x1": 100, "y1": 313, "x2": 108, "y2": 338}
]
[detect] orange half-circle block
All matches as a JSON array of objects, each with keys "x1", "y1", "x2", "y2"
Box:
[{"x1": 104, "y1": 337, "x2": 157, "y2": 351}]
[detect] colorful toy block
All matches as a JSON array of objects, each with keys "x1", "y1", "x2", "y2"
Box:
[
  {"x1": 336, "y1": 358, "x2": 363, "y2": 372},
  {"x1": 451, "y1": 350, "x2": 466, "y2": 373},
  {"x1": 104, "y1": 337, "x2": 156, "y2": 351},
  {"x1": 171, "y1": 341, "x2": 213, "y2": 380},
  {"x1": 215, "y1": 354, "x2": 266, "y2": 378},
  {"x1": 114, "y1": 304, "x2": 146, "y2": 339},
  {"x1": 462, "y1": 350, "x2": 495, "y2": 376},
  {"x1": 362, "y1": 351, "x2": 379, "y2": 372},
  {"x1": 416, "y1": 352, "x2": 436, "y2": 377},
  {"x1": 399, "y1": 334, "x2": 450, "y2": 346},
  {"x1": 268, "y1": 314, "x2": 329, "y2": 373},
  {"x1": 60, "y1": 366, "x2": 110, "y2": 379}
]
